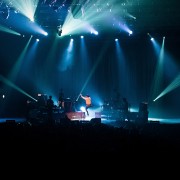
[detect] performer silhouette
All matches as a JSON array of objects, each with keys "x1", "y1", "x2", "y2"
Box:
[
  {"x1": 46, "y1": 95, "x2": 54, "y2": 125},
  {"x1": 80, "y1": 94, "x2": 91, "y2": 116}
]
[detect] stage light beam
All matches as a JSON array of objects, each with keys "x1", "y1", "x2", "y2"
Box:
[{"x1": 154, "y1": 73, "x2": 180, "y2": 101}]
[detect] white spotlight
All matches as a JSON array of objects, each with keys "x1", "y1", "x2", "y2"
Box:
[
  {"x1": 129, "y1": 31, "x2": 133, "y2": 36},
  {"x1": 94, "y1": 31, "x2": 98, "y2": 35},
  {"x1": 43, "y1": 32, "x2": 48, "y2": 36}
]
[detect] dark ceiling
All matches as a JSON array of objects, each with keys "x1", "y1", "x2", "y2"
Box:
[{"x1": 0, "y1": 0, "x2": 180, "y2": 37}]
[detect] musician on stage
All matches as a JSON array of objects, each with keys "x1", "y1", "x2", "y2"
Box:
[
  {"x1": 46, "y1": 95, "x2": 55, "y2": 125},
  {"x1": 80, "y1": 94, "x2": 91, "y2": 116},
  {"x1": 121, "y1": 97, "x2": 129, "y2": 121},
  {"x1": 58, "y1": 88, "x2": 64, "y2": 109}
]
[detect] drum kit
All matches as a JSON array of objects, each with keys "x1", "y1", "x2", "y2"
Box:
[{"x1": 101, "y1": 98, "x2": 129, "y2": 121}]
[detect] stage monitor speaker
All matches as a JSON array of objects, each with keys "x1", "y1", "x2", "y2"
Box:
[
  {"x1": 139, "y1": 102, "x2": 148, "y2": 112},
  {"x1": 90, "y1": 118, "x2": 101, "y2": 125}
]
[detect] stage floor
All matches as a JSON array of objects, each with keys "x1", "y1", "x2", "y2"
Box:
[{"x1": 1, "y1": 116, "x2": 180, "y2": 126}]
